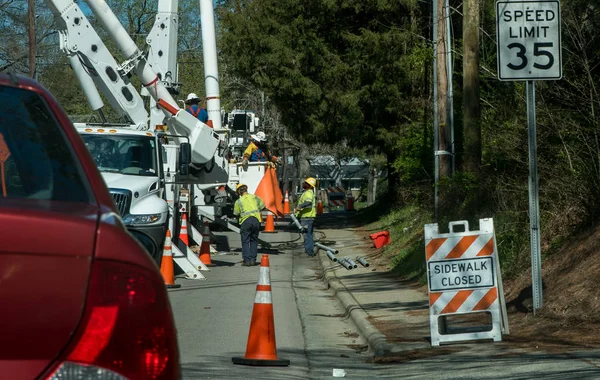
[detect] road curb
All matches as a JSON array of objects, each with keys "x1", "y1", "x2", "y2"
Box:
[{"x1": 317, "y1": 252, "x2": 393, "y2": 357}]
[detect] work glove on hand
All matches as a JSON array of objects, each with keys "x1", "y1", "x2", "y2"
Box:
[{"x1": 242, "y1": 158, "x2": 249, "y2": 170}]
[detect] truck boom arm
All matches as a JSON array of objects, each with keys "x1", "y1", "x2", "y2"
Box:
[
  {"x1": 143, "y1": 0, "x2": 181, "y2": 130},
  {"x1": 46, "y1": 0, "x2": 148, "y2": 129},
  {"x1": 83, "y1": 0, "x2": 220, "y2": 166}
]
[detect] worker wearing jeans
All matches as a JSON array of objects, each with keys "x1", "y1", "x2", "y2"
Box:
[
  {"x1": 233, "y1": 184, "x2": 265, "y2": 266},
  {"x1": 295, "y1": 177, "x2": 317, "y2": 256}
]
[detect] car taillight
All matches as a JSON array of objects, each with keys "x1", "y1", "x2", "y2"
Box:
[{"x1": 47, "y1": 260, "x2": 180, "y2": 380}]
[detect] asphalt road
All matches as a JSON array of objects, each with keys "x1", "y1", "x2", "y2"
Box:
[{"x1": 168, "y1": 227, "x2": 600, "y2": 380}]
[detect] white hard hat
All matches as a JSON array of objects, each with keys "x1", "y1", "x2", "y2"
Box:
[
  {"x1": 186, "y1": 93, "x2": 200, "y2": 102},
  {"x1": 250, "y1": 131, "x2": 267, "y2": 142}
]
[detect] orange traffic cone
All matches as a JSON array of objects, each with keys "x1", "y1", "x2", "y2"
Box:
[
  {"x1": 317, "y1": 199, "x2": 323, "y2": 215},
  {"x1": 263, "y1": 212, "x2": 276, "y2": 233},
  {"x1": 232, "y1": 255, "x2": 290, "y2": 366},
  {"x1": 283, "y1": 190, "x2": 291, "y2": 215},
  {"x1": 160, "y1": 230, "x2": 181, "y2": 289},
  {"x1": 199, "y1": 221, "x2": 215, "y2": 266},
  {"x1": 180, "y1": 213, "x2": 190, "y2": 246}
]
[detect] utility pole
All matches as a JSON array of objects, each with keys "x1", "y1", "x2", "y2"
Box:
[
  {"x1": 28, "y1": 0, "x2": 36, "y2": 78},
  {"x1": 437, "y1": 0, "x2": 451, "y2": 179},
  {"x1": 434, "y1": 0, "x2": 451, "y2": 219},
  {"x1": 463, "y1": 0, "x2": 481, "y2": 174},
  {"x1": 445, "y1": 0, "x2": 455, "y2": 175}
]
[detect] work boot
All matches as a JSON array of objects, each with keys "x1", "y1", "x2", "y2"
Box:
[
  {"x1": 241, "y1": 261, "x2": 250, "y2": 266},
  {"x1": 250, "y1": 261, "x2": 260, "y2": 266}
]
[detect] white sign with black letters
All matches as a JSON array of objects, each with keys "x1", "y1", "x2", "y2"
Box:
[
  {"x1": 496, "y1": 0, "x2": 561, "y2": 81},
  {"x1": 428, "y1": 257, "x2": 495, "y2": 292}
]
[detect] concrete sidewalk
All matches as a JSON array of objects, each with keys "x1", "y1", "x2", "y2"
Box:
[{"x1": 314, "y1": 220, "x2": 433, "y2": 357}]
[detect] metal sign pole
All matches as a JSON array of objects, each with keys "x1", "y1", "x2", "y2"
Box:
[{"x1": 526, "y1": 80, "x2": 543, "y2": 313}]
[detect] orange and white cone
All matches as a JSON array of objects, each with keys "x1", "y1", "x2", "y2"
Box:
[
  {"x1": 232, "y1": 255, "x2": 290, "y2": 366},
  {"x1": 283, "y1": 190, "x2": 291, "y2": 215},
  {"x1": 263, "y1": 212, "x2": 276, "y2": 233},
  {"x1": 317, "y1": 199, "x2": 323, "y2": 215},
  {"x1": 180, "y1": 213, "x2": 190, "y2": 246},
  {"x1": 160, "y1": 230, "x2": 181, "y2": 289},
  {"x1": 199, "y1": 221, "x2": 215, "y2": 266}
]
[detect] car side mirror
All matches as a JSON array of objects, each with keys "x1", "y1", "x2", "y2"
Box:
[{"x1": 179, "y1": 142, "x2": 191, "y2": 176}]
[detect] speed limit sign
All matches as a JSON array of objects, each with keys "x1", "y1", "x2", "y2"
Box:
[{"x1": 496, "y1": 1, "x2": 562, "y2": 81}]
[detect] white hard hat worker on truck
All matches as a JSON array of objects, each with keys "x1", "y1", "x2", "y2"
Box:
[
  {"x1": 295, "y1": 177, "x2": 317, "y2": 256},
  {"x1": 184, "y1": 93, "x2": 208, "y2": 123},
  {"x1": 233, "y1": 184, "x2": 266, "y2": 266},
  {"x1": 241, "y1": 131, "x2": 278, "y2": 170}
]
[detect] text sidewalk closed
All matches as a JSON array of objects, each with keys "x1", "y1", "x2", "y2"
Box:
[{"x1": 428, "y1": 257, "x2": 495, "y2": 291}]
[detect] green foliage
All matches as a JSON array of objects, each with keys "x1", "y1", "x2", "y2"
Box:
[
  {"x1": 217, "y1": 0, "x2": 429, "y2": 155},
  {"x1": 391, "y1": 120, "x2": 431, "y2": 183},
  {"x1": 364, "y1": 203, "x2": 432, "y2": 282}
]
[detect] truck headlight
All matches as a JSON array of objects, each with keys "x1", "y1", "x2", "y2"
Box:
[{"x1": 124, "y1": 213, "x2": 162, "y2": 225}]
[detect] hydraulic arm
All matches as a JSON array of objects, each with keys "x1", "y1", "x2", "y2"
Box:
[
  {"x1": 83, "y1": 0, "x2": 220, "y2": 166},
  {"x1": 46, "y1": 0, "x2": 148, "y2": 128},
  {"x1": 144, "y1": 0, "x2": 182, "y2": 130}
]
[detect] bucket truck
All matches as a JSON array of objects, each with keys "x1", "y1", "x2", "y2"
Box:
[{"x1": 45, "y1": 0, "x2": 275, "y2": 263}]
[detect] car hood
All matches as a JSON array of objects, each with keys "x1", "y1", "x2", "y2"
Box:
[
  {"x1": 0, "y1": 201, "x2": 98, "y2": 379},
  {"x1": 101, "y1": 172, "x2": 160, "y2": 198}
]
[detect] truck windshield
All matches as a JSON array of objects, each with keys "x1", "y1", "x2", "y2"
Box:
[{"x1": 81, "y1": 134, "x2": 158, "y2": 177}]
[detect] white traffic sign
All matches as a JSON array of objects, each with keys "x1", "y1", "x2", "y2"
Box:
[
  {"x1": 428, "y1": 257, "x2": 495, "y2": 292},
  {"x1": 496, "y1": 1, "x2": 561, "y2": 81}
]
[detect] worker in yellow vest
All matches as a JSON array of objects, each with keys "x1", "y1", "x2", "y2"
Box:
[
  {"x1": 295, "y1": 177, "x2": 317, "y2": 256},
  {"x1": 233, "y1": 184, "x2": 266, "y2": 266}
]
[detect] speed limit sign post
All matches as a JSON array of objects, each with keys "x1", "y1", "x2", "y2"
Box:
[
  {"x1": 496, "y1": 1, "x2": 561, "y2": 80},
  {"x1": 496, "y1": 1, "x2": 562, "y2": 316}
]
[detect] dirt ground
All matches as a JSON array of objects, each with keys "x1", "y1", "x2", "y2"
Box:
[
  {"x1": 355, "y1": 220, "x2": 600, "y2": 352},
  {"x1": 500, "y1": 223, "x2": 600, "y2": 349}
]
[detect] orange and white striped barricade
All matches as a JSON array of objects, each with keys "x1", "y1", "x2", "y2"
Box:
[
  {"x1": 425, "y1": 218, "x2": 509, "y2": 347},
  {"x1": 326, "y1": 186, "x2": 346, "y2": 212}
]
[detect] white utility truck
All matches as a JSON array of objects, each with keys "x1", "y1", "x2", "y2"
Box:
[{"x1": 45, "y1": 0, "x2": 272, "y2": 264}]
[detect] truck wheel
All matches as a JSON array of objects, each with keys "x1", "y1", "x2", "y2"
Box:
[{"x1": 130, "y1": 231, "x2": 162, "y2": 267}]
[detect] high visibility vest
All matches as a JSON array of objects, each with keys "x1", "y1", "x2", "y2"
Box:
[
  {"x1": 234, "y1": 194, "x2": 265, "y2": 224},
  {"x1": 298, "y1": 189, "x2": 316, "y2": 218}
]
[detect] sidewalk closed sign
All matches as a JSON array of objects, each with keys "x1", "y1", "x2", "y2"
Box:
[
  {"x1": 428, "y1": 257, "x2": 494, "y2": 291},
  {"x1": 496, "y1": 0, "x2": 562, "y2": 80},
  {"x1": 424, "y1": 219, "x2": 509, "y2": 346}
]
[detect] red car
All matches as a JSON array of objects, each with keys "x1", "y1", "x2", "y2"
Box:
[{"x1": 0, "y1": 73, "x2": 180, "y2": 379}]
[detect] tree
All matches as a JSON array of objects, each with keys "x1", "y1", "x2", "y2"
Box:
[{"x1": 217, "y1": 0, "x2": 432, "y2": 200}]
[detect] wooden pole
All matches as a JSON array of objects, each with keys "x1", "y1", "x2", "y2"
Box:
[{"x1": 28, "y1": 0, "x2": 36, "y2": 78}]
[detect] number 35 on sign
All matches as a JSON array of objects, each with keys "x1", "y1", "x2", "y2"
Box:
[{"x1": 496, "y1": 1, "x2": 562, "y2": 81}]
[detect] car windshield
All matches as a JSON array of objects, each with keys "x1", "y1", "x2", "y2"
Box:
[
  {"x1": 0, "y1": 85, "x2": 91, "y2": 203},
  {"x1": 81, "y1": 134, "x2": 158, "y2": 177}
]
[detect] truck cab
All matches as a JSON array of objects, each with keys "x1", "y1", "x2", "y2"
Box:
[{"x1": 77, "y1": 124, "x2": 168, "y2": 264}]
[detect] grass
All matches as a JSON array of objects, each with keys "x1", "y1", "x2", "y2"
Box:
[
  {"x1": 362, "y1": 203, "x2": 433, "y2": 283},
  {"x1": 354, "y1": 201, "x2": 535, "y2": 283}
]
